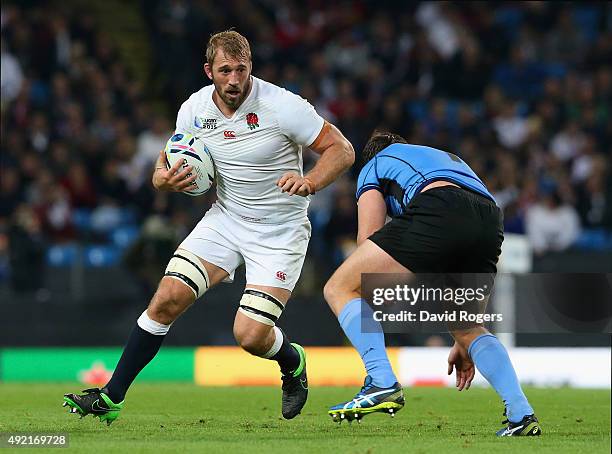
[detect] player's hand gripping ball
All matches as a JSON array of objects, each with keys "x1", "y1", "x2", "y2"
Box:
[{"x1": 162, "y1": 133, "x2": 215, "y2": 196}]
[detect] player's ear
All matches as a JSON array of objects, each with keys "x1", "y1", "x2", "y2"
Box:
[{"x1": 204, "y1": 63, "x2": 213, "y2": 80}]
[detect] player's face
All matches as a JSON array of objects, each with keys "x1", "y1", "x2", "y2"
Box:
[{"x1": 206, "y1": 49, "x2": 252, "y2": 110}]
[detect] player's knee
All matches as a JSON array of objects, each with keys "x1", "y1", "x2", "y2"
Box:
[
  {"x1": 149, "y1": 280, "x2": 194, "y2": 324},
  {"x1": 234, "y1": 289, "x2": 284, "y2": 355},
  {"x1": 233, "y1": 325, "x2": 267, "y2": 355},
  {"x1": 323, "y1": 277, "x2": 342, "y2": 306}
]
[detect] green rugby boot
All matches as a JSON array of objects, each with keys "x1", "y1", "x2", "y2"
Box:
[
  {"x1": 63, "y1": 388, "x2": 124, "y2": 426},
  {"x1": 281, "y1": 343, "x2": 308, "y2": 419}
]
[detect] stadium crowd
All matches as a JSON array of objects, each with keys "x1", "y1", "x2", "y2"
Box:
[{"x1": 1, "y1": 1, "x2": 611, "y2": 292}]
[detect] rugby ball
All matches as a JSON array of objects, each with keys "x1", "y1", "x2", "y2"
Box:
[{"x1": 164, "y1": 132, "x2": 215, "y2": 196}]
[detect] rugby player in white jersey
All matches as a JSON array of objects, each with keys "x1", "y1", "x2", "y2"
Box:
[{"x1": 63, "y1": 30, "x2": 354, "y2": 425}]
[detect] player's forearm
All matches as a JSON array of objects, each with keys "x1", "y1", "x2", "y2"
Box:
[
  {"x1": 305, "y1": 139, "x2": 354, "y2": 192},
  {"x1": 356, "y1": 191, "x2": 387, "y2": 245}
]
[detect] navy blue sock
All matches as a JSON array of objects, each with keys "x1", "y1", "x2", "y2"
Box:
[
  {"x1": 104, "y1": 325, "x2": 165, "y2": 403},
  {"x1": 270, "y1": 331, "x2": 301, "y2": 376},
  {"x1": 338, "y1": 298, "x2": 397, "y2": 388},
  {"x1": 468, "y1": 334, "x2": 534, "y2": 422}
]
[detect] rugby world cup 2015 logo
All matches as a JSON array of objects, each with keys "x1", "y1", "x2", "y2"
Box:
[
  {"x1": 194, "y1": 116, "x2": 217, "y2": 130},
  {"x1": 246, "y1": 112, "x2": 259, "y2": 130}
]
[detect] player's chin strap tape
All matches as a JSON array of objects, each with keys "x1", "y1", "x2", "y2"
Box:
[
  {"x1": 238, "y1": 289, "x2": 285, "y2": 326},
  {"x1": 164, "y1": 249, "x2": 210, "y2": 299}
]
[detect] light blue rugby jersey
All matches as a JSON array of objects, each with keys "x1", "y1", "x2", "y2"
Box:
[{"x1": 356, "y1": 143, "x2": 496, "y2": 217}]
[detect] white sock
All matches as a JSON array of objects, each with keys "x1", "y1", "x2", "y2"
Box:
[
  {"x1": 261, "y1": 326, "x2": 283, "y2": 358},
  {"x1": 137, "y1": 310, "x2": 171, "y2": 335}
]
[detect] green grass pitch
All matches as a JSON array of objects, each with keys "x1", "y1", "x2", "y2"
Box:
[{"x1": 0, "y1": 383, "x2": 609, "y2": 453}]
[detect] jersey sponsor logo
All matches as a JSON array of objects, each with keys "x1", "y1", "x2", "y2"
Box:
[
  {"x1": 223, "y1": 130, "x2": 236, "y2": 139},
  {"x1": 275, "y1": 271, "x2": 286, "y2": 282},
  {"x1": 246, "y1": 112, "x2": 259, "y2": 130},
  {"x1": 194, "y1": 116, "x2": 218, "y2": 129}
]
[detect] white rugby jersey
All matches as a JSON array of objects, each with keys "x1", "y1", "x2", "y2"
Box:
[{"x1": 175, "y1": 76, "x2": 325, "y2": 224}]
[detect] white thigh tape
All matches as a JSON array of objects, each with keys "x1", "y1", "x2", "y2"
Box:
[{"x1": 164, "y1": 249, "x2": 210, "y2": 298}]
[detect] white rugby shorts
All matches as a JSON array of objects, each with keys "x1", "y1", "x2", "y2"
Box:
[{"x1": 179, "y1": 203, "x2": 311, "y2": 291}]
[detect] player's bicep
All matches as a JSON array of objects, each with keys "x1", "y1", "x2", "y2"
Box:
[
  {"x1": 308, "y1": 121, "x2": 350, "y2": 156},
  {"x1": 278, "y1": 92, "x2": 325, "y2": 146},
  {"x1": 357, "y1": 190, "x2": 387, "y2": 245}
]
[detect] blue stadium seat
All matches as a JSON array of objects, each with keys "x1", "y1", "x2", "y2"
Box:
[
  {"x1": 119, "y1": 208, "x2": 137, "y2": 225},
  {"x1": 407, "y1": 100, "x2": 427, "y2": 121},
  {"x1": 46, "y1": 244, "x2": 78, "y2": 266},
  {"x1": 109, "y1": 225, "x2": 140, "y2": 249},
  {"x1": 573, "y1": 229, "x2": 608, "y2": 250},
  {"x1": 494, "y1": 6, "x2": 523, "y2": 39},
  {"x1": 573, "y1": 7, "x2": 600, "y2": 43},
  {"x1": 544, "y1": 63, "x2": 567, "y2": 79},
  {"x1": 607, "y1": 233, "x2": 612, "y2": 250},
  {"x1": 72, "y1": 209, "x2": 93, "y2": 232},
  {"x1": 445, "y1": 100, "x2": 460, "y2": 124},
  {"x1": 83, "y1": 246, "x2": 121, "y2": 267}
]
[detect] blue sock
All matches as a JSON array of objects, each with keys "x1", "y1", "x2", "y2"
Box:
[
  {"x1": 468, "y1": 334, "x2": 534, "y2": 422},
  {"x1": 337, "y1": 298, "x2": 397, "y2": 388}
]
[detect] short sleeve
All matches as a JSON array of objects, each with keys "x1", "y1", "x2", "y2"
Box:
[
  {"x1": 175, "y1": 97, "x2": 197, "y2": 135},
  {"x1": 356, "y1": 159, "x2": 381, "y2": 199},
  {"x1": 276, "y1": 90, "x2": 325, "y2": 146}
]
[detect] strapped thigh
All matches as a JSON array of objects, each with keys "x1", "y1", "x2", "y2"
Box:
[{"x1": 164, "y1": 249, "x2": 210, "y2": 298}]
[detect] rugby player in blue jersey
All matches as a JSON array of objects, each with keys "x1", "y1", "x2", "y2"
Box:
[{"x1": 323, "y1": 131, "x2": 540, "y2": 436}]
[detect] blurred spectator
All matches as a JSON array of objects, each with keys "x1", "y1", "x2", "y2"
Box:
[
  {"x1": 123, "y1": 214, "x2": 182, "y2": 293},
  {"x1": 493, "y1": 102, "x2": 530, "y2": 149},
  {"x1": 35, "y1": 181, "x2": 74, "y2": 242},
  {"x1": 544, "y1": 8, "x2": 588, "y2": 64},
  {"x1": 0, "y1": 38, "x2": 23, "y2": 106},
  {"x1": 131, "y1": 114, "x2": 171, "y2": 191},
  {"x1": 29, "y1": 111, "x2": 51, "y2": 152},
  {"x1": 324, "y1": 179, "x2": 358, "y2": 266},
  {"x1": 61, "y1": 162, "x2": 97, "y2": 209},
  {"x1": 416, "y1": 2, "x2": 460, "y2": 60},
  {"x1": 575, "y1": 158, "x2": 612, "y2": 229},
  {"x1": 8, "y1": 204, "x2": 45, "y2": 292},
  {"x1": 97, "y1": 158, "x2": 129, "y2": 203},
  {"x1": 551, "y1": 121, "x2": 587, "y2": 162},
  {"x1": 0, "y1": 166, "x2": 22, "y2": 218},
  {"x1": 525, "y1": 190, "x2": 581, "y2": 255}
]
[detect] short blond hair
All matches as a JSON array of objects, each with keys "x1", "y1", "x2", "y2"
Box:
[{"x1": 206, "y1": 30, "x2": 251, "y2": 66}]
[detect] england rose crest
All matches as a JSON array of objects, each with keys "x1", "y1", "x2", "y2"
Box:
[{"x1": 246, "y1": 112, "x2": 259, "y2": 130}]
